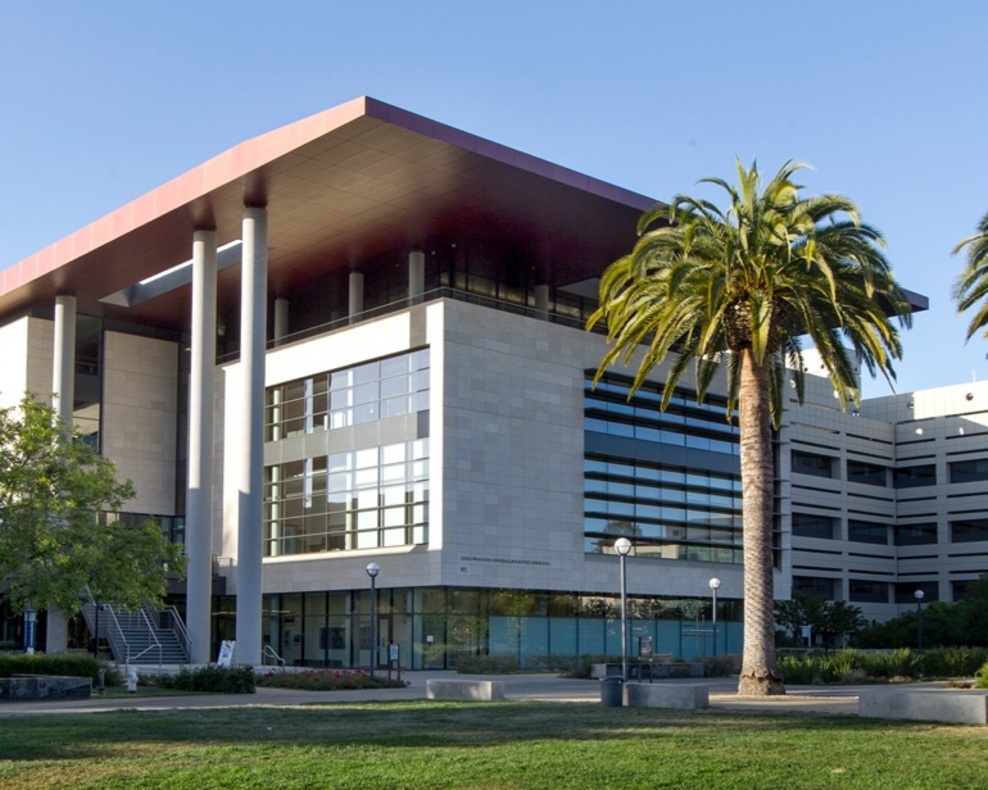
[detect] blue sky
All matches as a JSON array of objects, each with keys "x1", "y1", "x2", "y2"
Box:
[{"x1": 1, "y1": 1, "x2": 985, "y2": 396}]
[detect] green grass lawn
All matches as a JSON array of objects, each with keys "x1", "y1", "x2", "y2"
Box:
[{"x1": 1, "y1": 701, "x2": 986, "y2": 789}]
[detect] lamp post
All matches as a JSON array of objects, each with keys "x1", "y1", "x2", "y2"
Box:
[
  {"x1": 614, "y1": 538, "x2": 632, "y2": 681},
  {"x1": 366, "y1": 562, "x2": 380, "y2": 679},
  {"x1": 914, "y1": 589, "x2": 925, "y2": 652},
  {"x1": 709, "y1": 578, "x2": 721, "y2": 657}
]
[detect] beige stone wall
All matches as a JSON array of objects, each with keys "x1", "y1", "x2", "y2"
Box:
[
  {"x1": 102, "y1": 331, "x2": 179, "y2": 515},
  {"x1": 0, "y1": 316, "x2": 53, "y2": 408}
]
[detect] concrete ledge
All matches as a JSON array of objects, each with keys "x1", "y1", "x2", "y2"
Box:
[
  {"x1": 426, "y1": 679, "x2": 505, "y2": 701},
  {"x1": 624, "y1": 682, "x2": 709, "y2": 709},
  {"x1": 0, "y1": 675, "x2": 92, "y2": 702},
  {"x1": 859, "y1": 689, "x2": 988, "y2": 725}
]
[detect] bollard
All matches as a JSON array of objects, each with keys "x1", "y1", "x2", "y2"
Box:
[
  {"x1": 97, "y1": 669, "x2": 106, "y2": 696},
  {"x1": 126, "y1": 667, "x2": 138, "y2": 693}
]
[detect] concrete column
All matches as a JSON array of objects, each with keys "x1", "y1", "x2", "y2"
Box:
[
  {"x1": 273, "y1": 297, "x2": 289, "y2": 346},
  {"x1": 348, "y1": 270, "x2": 364, "y2": 324},
  {"x1": 237, "y1": 205, "x2": 267, "y2": 667},
  {"x1": 408, "y1": 249, "x2": 424, "y2": 303},
  {"x1": 52, "y1": 294, "x2": 77, "y2": 424},
  {"x1": 48, "y1": 294, "x2": 76, "y2": 654},
  {"x1": 534, "y1": 283, "x2": 550, "y2": 318},
  {"x1": 186, "y1": 229, "x2": 217, "y2": 664}
]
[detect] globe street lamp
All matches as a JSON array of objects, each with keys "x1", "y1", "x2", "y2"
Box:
[
  {"x1": 709, "y1": 578, "x2": 722, "y2": 657},
  {"x1": 366, "y1": 562, "x2": 381, "y2": 679},
  {"x1": 914, "y1": 589, "x2": 925, "y2": 652},
  {"x1": 615, "y1": 538, "x2": 632, "y2": 681}
]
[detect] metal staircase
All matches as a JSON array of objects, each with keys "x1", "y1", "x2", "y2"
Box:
[{"x1": 81, "y1": 593, "x2": 191, "y2": 666}]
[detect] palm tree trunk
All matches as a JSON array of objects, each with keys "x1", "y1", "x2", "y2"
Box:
[{"x1": 737, "y1": 348, "x2": 785, "y2": 696}]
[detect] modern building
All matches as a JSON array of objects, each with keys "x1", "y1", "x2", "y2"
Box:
[{"x1": 0, "y1": 97, "x2": 980, "y2": 669}]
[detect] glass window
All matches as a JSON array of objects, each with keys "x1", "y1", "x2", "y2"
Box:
[
  {"x1": 849, "y1": 580, "x2": 888, "y2": 603},
  {"x1": 951, "y1": 518, "x2": 988, "y2": 543},
  {"x1": 263, "y1": 439, "x2": 429, "y2": 557},
  {"x1": 792, "y1": 450, "x2": 835, "y2": 478},
  {"x1": 894, "y1": 523, "x2": 937, "y2": 546},
  {"x1": 848, "y1": 519, "x2": 888, "y2": 545},
  {"x1": 949, "y1": 459, "x2": 988, "y2": 484},
  {"x1": 894, "y1": 464, "x2": 937, "y2": 489},
  {"x1": 792, "y1": 513, "x2": 836, "y2": 540},
  {"x1": 847, "y1": 460, "x2": 888, "y2": 487},
  {"x1": 792, "y1": 576, "x2": 836, "y2": 599},
  {"x1": 267, "y1": 349, "x2": 429, "y2": 438}
]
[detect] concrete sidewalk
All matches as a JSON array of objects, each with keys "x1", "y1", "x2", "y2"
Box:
[{"x1": 0, "y1": 671, "x2": 871, "y2": 718}]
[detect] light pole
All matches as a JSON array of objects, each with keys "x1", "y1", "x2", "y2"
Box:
[
  {"x1": 914, "y1": 589, "x2": 925, "y2": 652},
  {"x1": 709, "y1": 578, "x2": 721, "y2": 657},
  {"x1": 366, "y1": 562, "x2": 380, "y2": 679},
  {"x1": 615, "y1": 538, "x2": 632, "y2": 681}
]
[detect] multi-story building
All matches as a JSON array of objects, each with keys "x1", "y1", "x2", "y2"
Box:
[{"x1": 1, "y1": 97, "x2": 979, "y2": 670}]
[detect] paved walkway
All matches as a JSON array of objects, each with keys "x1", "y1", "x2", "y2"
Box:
[{"x1": 0, "y1": 671, "x2": 875, "y2": 718}]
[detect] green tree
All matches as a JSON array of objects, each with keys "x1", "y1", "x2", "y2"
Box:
[
  {"x1": 774, "y1": 594, "x2": 866, "y2": 650},
  {"x1": 0, "y1": 395, "x2": 185, "y2": 615},
  {"x1": 590, "y1": 161, "x2": 910, "y2": 695},
  {"x1": 953, "y1": 211, "x2": 988, "y2": 339}
]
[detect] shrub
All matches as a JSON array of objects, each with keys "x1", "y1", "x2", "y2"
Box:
[
  {"x1": 455, "y1": 655, "x2": 521, "y2": 674},
  {"x1": 0, "y1": 653, "x2": 113, "y2": 683},
  {"x1": 144, "y1": 665, "x2": 256, "y2": 693},
  {"x1": 255, "y1": 669, "x2": 407, "y2": 691},
  {"x1": 916, "y1": 646, "x2": 988, "y2": 678},
  {"x1": 975, "y1": 660, "x2": 988, "y2": 689}
]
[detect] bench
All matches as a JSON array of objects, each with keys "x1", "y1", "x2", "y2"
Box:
[
  {"x1": 859, "y1": 689, "x2": 988, "y2": 725},
  {"x1": 426, "y1": 679, "x2": 505, "y2": 701},
  {"x1": 624, "y1": 682, "x2": 709, "y2": 709}
]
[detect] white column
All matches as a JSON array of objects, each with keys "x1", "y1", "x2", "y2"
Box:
[
  {"x1": 408, "y1": 250, "x2": 424, "y2": 303},
  {"x1": 186, "y1": 229, "x2": 217, "y2": 664},
  {"x1": 348, "y1": 270, "x2": 364, "y2": 324},
  {"x1": 237, "y1": 205, "x2": 267, "y2": 667},
  {"x1": 48, "y1": 294, "x2": 76, "y2": 654},
  {"x1": 274, "y1": 297, "x2": 289, "y2": 346},
  {"x1": 534, "y1": 283, "x2": 549, "y2": 318},
  {"x1": 52, "y1": 294, "x2": 77, "y2": 424}
]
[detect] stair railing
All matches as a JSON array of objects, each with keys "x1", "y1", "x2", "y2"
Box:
[{"x1": 262, "y1": 644, "x2": 287, "y2": 668}]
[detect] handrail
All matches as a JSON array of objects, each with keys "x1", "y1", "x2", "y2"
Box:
[
  {"x1": 262, "y1": 644, "x2": 286, "y2": 668},
  {"x1": 102, "y1": 604, "x2": 130, "y2": 663},
  {"x1": 129, "y1": 607, "x2": 162, "y2": 667},
  {"x1": 163, "y1": 604, "x2": 192, "y2": 660}
]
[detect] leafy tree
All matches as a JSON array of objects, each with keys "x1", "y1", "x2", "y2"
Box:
[
  {"x1": 775, "y1": 593, "x2": 824, "y2": 643},
  {"x1": 590, "y1": 161, "x2": 910, "y2": 695},
  {"x1": 775, "y1": 594, "x2": 866, "y2": 650},
  {"x1": 0, "y1": 395, "x2": 185, "y2": 615},
  {"x1": 953, "y1": 211, "x2": 988, "y2": 339}
]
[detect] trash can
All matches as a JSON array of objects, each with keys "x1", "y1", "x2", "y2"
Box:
[{"x1": 600, "y1": 676, "x2": 624, "y2": 707}]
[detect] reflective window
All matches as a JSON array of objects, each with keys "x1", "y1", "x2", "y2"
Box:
[
  {"x1": 848, "y1": 519, "x2": 888, "y2": 545},
  {"x1": 849, "y1": 580, "x2": 888, "y2": 603},
  {"x1": 894, "y1": 465, "x2": 937, "y2": 489},
  {"x1": 847, "y1": 460, "x2": 888, "y2": 487},
  {"x1": 792, "y1": 450, "x2": 835, "y2": 478},
  {"x1": 894, "y1": 522, "x2": 937, "y2": 546},
  {"x1": 949, "y1": 458, "x2": 988, "y2": 484},
  {"x1": 264, "y1": 439, "x2": 429, "y2": 557},
  {"x1": 792, "y1": 512, "x2": 836, "y2": 540},
  {"x1": 265, "y1": 349, "x2": 429, "y2": 440}
]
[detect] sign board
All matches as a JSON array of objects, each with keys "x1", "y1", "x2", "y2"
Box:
[
  {"x1": 638, "y1": 636, "x2": 653, "y2": 657},
  {"x1": 389, "y1": 643, "x2": 400, "y2": 663},
  {"x1": 217, "y1": 640, "x2": 236, "y2": 667}
]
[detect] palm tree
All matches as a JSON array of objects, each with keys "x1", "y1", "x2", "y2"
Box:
[
  {"x1": 589, "y1": 160, "x2": 910, "y2": 695},
  {"x1": 953, "y1": 211, "x2": 988, "y2": 339}
]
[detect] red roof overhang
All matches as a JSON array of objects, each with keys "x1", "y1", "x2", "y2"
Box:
[{"x1": 0, "y1": 97, "x2": 655, "y2": 329}]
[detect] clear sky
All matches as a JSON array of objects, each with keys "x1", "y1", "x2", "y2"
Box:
[{"x1": 1, "y1": 0, "x2": 985, "y2": 396}]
